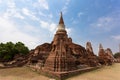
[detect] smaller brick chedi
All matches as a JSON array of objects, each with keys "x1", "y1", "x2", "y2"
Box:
[
  {"x1": 98, "y1": 44, "x2": 114, "y2": 65},
  {"x1": 86, "y1": 42, "x2": 99, "y2": 66}
]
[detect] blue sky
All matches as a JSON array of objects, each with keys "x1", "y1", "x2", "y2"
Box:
[{"x1": 0, "y1": 0, "x2": 120, "y2": 54}]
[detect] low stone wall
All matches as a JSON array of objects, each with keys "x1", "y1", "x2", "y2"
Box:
[{"x1": 28, "y1": 65, "x2": 100, "y2": 80}]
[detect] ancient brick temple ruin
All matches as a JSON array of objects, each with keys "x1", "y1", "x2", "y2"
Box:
[
  {"x1": 44, "y1": 12, "x2": 76, "y2": 71},
  {"x1": 27, "y1": 12, "x2": 115, "y2": 80},
  {"x1": 0, "y1": 11, "x2": 116, "y2": 79}
]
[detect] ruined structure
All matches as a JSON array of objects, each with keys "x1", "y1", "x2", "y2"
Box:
[
  {"x1": 28, "y1": 12, "x2": 115, "y2": 69},
  {"x1": 86, "y1": 42, "x2": 94, "y2": 55},
  {"x1": 44, "y1": 12, "x2": 76, "y2": 71},
  {"x1": 26, "y1": 13, "x2": 100, "y2": 74},
  {"x1": 44, "y1": 13, "x2": 101, "y2": 72},
  {"x1": 28, "y1": 43, "x2": 51, "y2": 65},
  {"x1": 98, "y1": 44, "x2": 105, "y2": 57},
  {"x1": 105, "y1": 48, "x2": 115, "y2": 62},
  {"x1": 98, "y1": 44, "x2": 114, "y2": 65},
  {"x1": 24, "y1": 12, "x2": 115, "y2": 79},
  {"x1": 0, "y1": 10, "x2": 116, "y2": 80},
  {"x1": 86, "y1": 42, "x2": 99, "y2": 66}
]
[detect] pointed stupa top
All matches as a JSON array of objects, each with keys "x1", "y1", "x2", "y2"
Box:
[
  {"x1": 99, "y1": 44, "x2": 103, "y2": 49},
  {"x1": 57, "y1": 12, "x2": 66, "y2": 32},
  {"x1": 59, "y1": 12, "x2": 64, "y2": 24}
]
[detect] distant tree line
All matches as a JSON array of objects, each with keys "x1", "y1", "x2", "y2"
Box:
[
  {"x1": 0, "y1": 42, "x2": 29, "y2": 62},
  {"x1": 114, "y1": 52, "x2": 120, "y2": 58}
]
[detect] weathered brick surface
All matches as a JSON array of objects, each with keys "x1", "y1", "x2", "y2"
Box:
[{"x1": 26, "y1": 12, "x2": 115, "y2": 80}]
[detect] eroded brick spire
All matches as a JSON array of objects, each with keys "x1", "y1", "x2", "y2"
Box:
[
  {"x1": 59, "y1": 12, "x2": 64, "y2": 24},
  {"x1": 99, "y1": 43, "x2": 103, "y2": 49}
]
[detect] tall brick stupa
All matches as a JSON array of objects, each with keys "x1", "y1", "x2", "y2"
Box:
[{"x1": 44, "y1": 12, "x2": 76, "y2": 72}]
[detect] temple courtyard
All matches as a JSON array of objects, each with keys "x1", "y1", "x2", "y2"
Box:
[{"x1": 0, "y1": 63, "x2": 120, "y2": 80}]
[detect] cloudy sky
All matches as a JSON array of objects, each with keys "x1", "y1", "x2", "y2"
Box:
[{"x1": 0, "y1": 0, "x2": 120, "y2": 54}]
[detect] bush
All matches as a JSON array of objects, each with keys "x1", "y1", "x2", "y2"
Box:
[
  {"x1": 114, "y1": 52, "x2": 120, "y2": 58},
  {"x1": 0, "y1": 42, "x2": 29, "y2": 62}
]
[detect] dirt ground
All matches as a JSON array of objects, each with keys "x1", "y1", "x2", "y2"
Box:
[
  {"x1": 0, "y1": 63, "x2": 120, "y2": 80},
  {"x1": 0, "y1": 67, "x2": 50, "y2": 80},
  {"x1": 67, "y1": 63, "x2": 120, "y2": 80}
]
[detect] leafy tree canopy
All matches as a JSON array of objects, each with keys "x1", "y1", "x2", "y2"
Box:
[
  {"x1": 114, "y1": 52, "x2": 120, "y2": 58},
  {"x1": 0, "y1": 42, "x2": 29, "y2": 62}
]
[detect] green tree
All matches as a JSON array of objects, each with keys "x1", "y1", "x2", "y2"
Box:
[
  {"x1": 114, "y1": 52, "x2": 120, "y2": 58},
  {"x1": 15, "y1": 42, "x2": 29, "y2": 55},
  {"x1": 0, "y1": 42, "x2": 14, "y2": 61},
  {"x1": 0, "y1": 42, "x2": 29, "y2": 62}
]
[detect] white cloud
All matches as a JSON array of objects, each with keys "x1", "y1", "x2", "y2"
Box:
[
  {"x1": 3, "y1": 1, "x2": 38, "y2": 20},
  {"x1": 90, "y1": 10, "x2": 120, "y2": 32},
  {"x1": 62, "y1": 0, "x2": 70, "y2": 14},
  {"x1": 39, "y1": 11, "x2": 46, "y2": 17},
  {"x1": 7, "y1": 0, "x2": 16, "y2": 8},
  {"x1": 78, "y1": 12, "x2": 84, "y2": 17},
  {"x1": 62, "y1": 6, "x2": 67, "y2": 14},
  {"x1": 22, "y1": 8, "x2": 30, "y2": 16},
  {"x1": 111, "y1": 35, "x2": 120, "y2": 41},
  {"x1": 0, "y1": 0, "x2": 73, "y2": 50},
  {"x1": 39, "y1": 20, "x2": 72, "y2": 35},
  {"x1": 3, "y1": 0, "x2": 24, "y2": 20},
  {"x1": 39, "y1": 0, "x2": 49, "y2": 10},
  {"x1": 33, "y1": 0, "x2": 49, "y2": 10},
  {"x1": 66, "y1": 0, "x2": 70, "y2": 5},
  {"x1": 22, "y1": 8, "x2": 39, "y2": 21},
  {"x1": 66, "y1": 28, "x2": 72, "y2": 34},
  {"x1": 25, "y1": 25, "x2": 39, "y2": 32},
  {"x1": 38, "y1": 11, "x2": 53, "y2": 19},
  {"x1": 48, "y1": 14, "x2": 53, "y2": 18},
  {"x1": 40, "y1": 20, "x2": 49, "y2": 28},
  {"x1": 92, "y1": 17, "x2": 113, "y2": 31},
  {"x1": 88, "y1": 10, "x2": 120, "y2": 54},
  {"x1": 0, "y1": 17, "x2": 40, "y2": 49},
  {"x1": 40, "y1": 20, "x2": 57, "y2": 33},
  {"x1": 14, "y1": 13, "x2": 24, "y2": 19},
  {"x1": 49, "y1": 23, "x2": 57, "y2": 32},
  {"x1": 72, "y1": 20, "x2": 78, "y2": 24},
  {"x1": 3, "y1": 0, "x2": 16, "y2": 19},
  {"x1": 0, "y1": 0, "x2": 2, "y2": 3}
]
